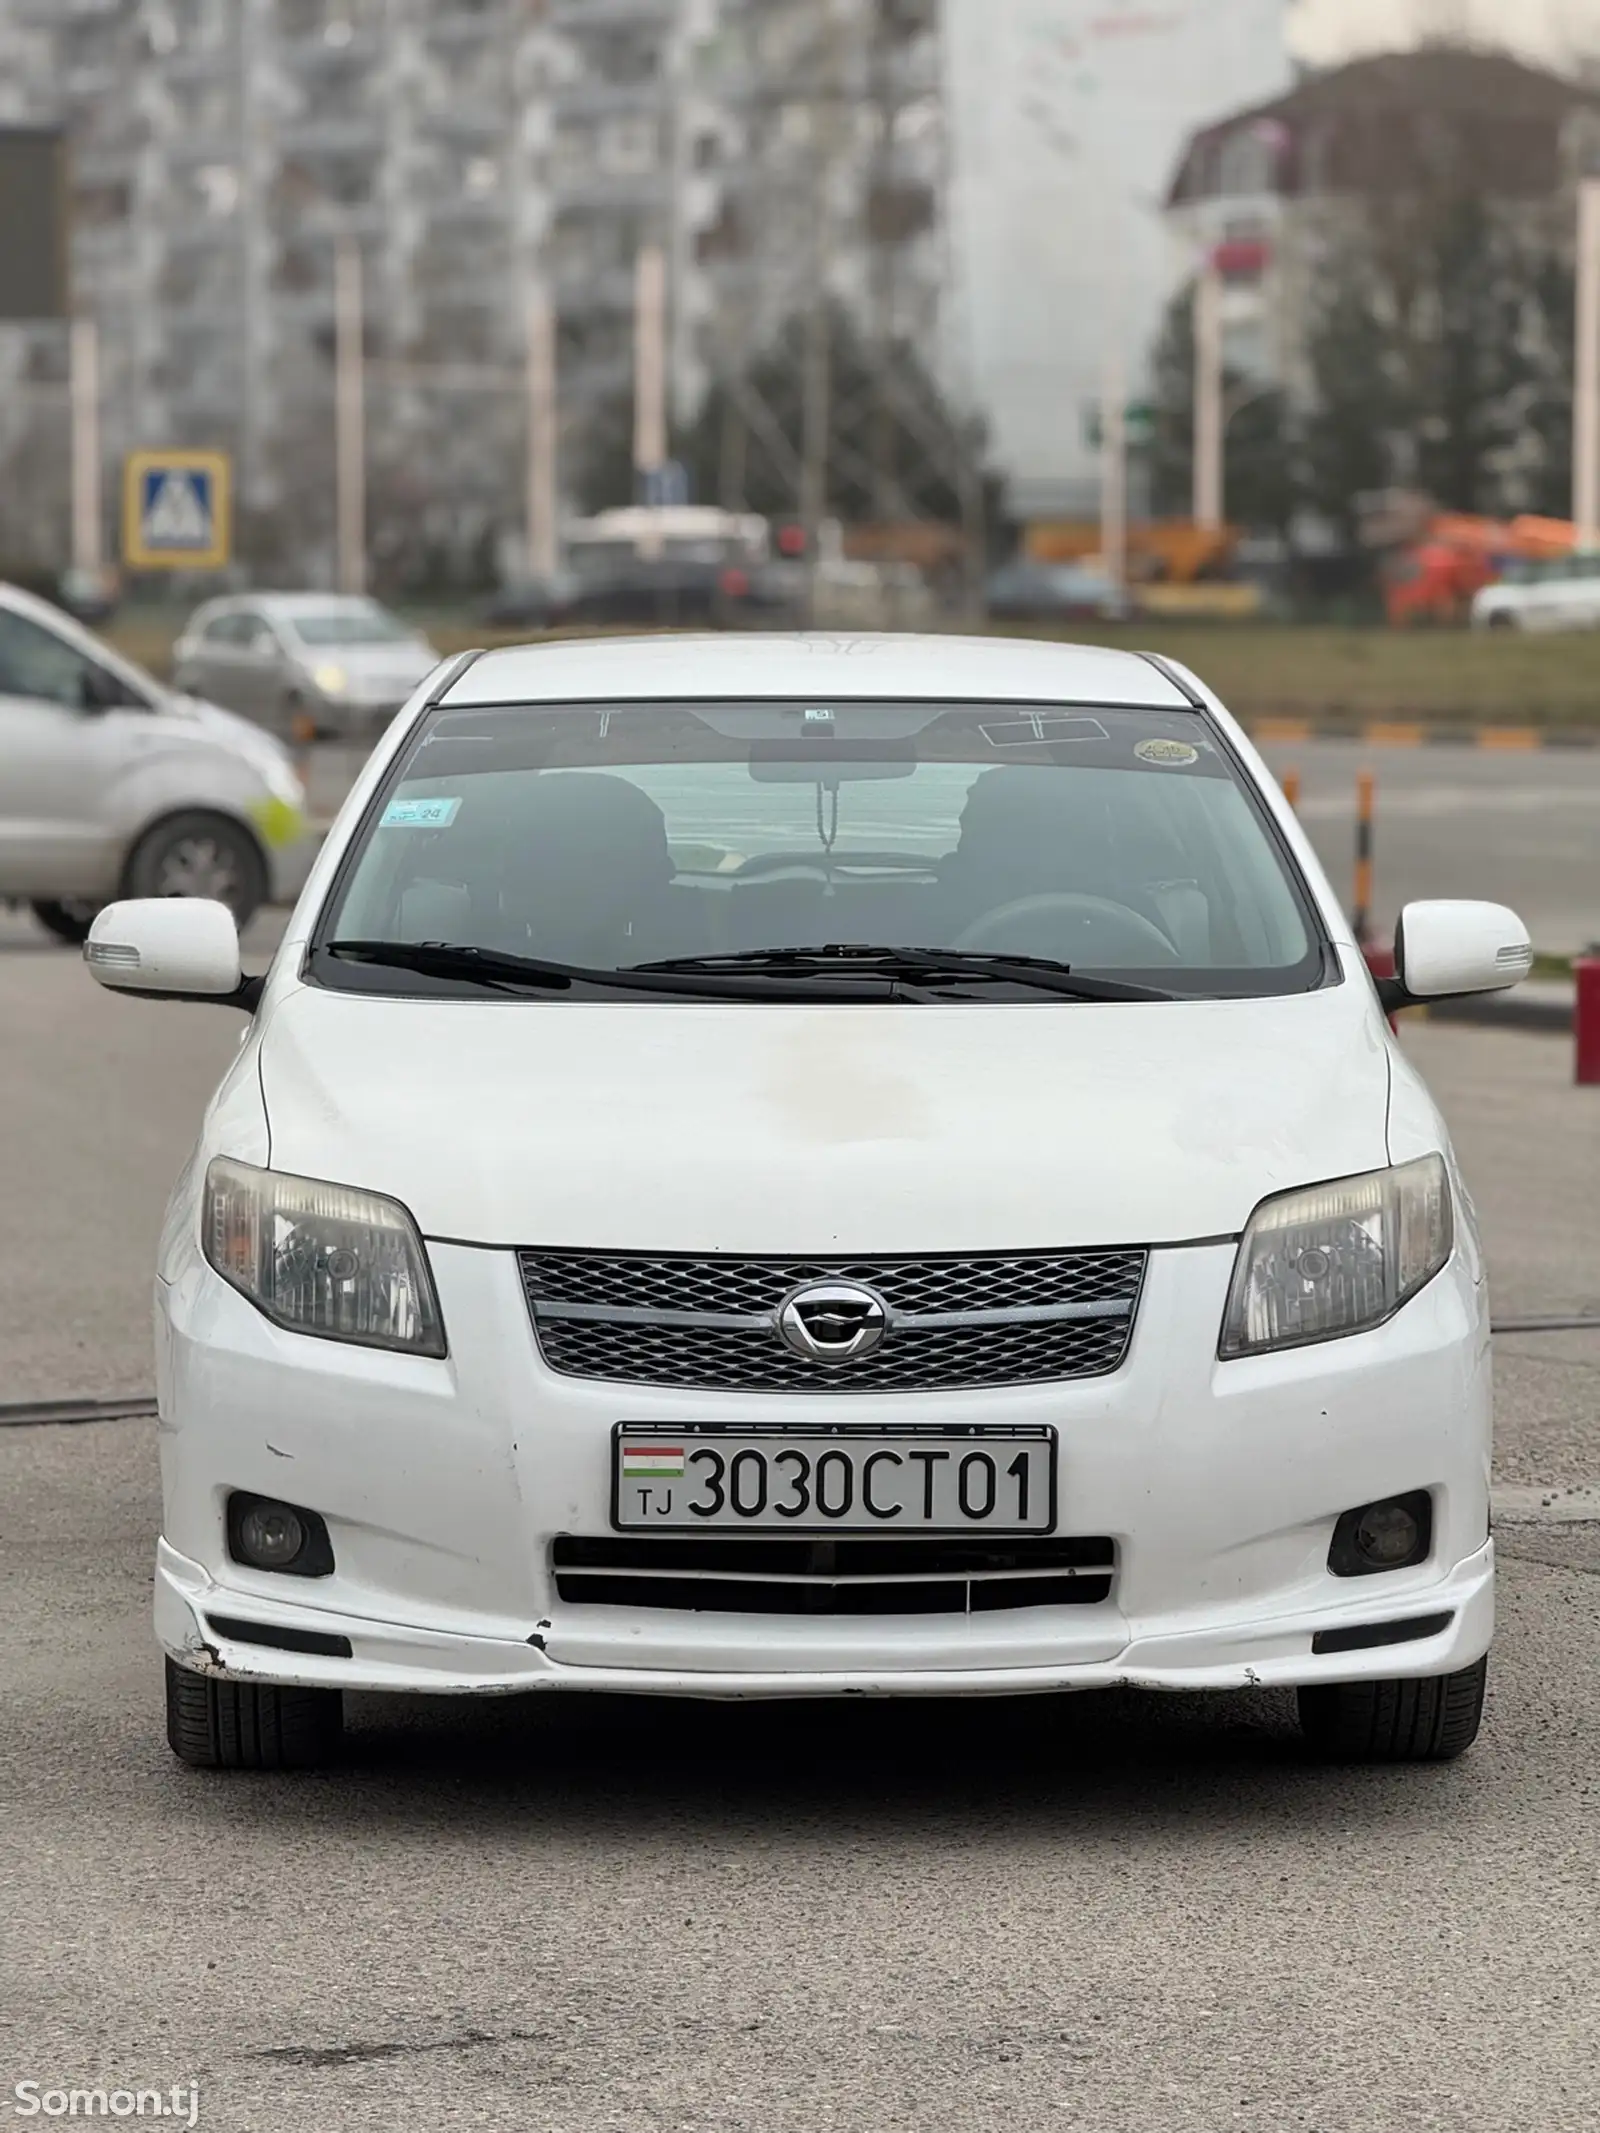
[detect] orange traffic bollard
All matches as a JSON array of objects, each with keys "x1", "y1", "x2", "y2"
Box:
[
  {"x1": 1281, "y1": 768, "x2": 1301, "y2": 811},
  {"x1": 1352, "y1": 770, "x2": 1375, "y2": 947},
  {"x1": 1576, "y1": 951, "x2": 1600, "y2": 1085}
]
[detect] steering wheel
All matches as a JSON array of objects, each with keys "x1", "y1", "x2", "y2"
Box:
[{"x1": 952, "y1": 891, "x2": 1182, "y2": 965}]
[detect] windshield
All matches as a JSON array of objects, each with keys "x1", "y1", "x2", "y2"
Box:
[
  {"x1": 287, "y1": 606, "x2": 417, "y2": 647},
  {"x1": 311, "y1": 698, "x2": 1325, "y2": 1001}
]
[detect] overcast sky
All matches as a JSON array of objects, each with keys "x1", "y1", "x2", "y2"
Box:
[{"x1": 1290, "y1": 0, "x2": 1600, "y2": 66}]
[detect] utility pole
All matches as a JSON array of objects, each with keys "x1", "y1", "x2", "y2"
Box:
[
  {"x1": 633, "y1": 242, "x2": 668, "y2": 489},
  {"x1": 235, "y1": 0, "x2": 266, "y2": 526},
  {"x1": 1575, "y1": 178, "x2": 1600, "y2": 549},
  {"x1": 69, "y1": 316, "x2": 101, "y2": 577},
  {"x1": 334, "y1": 235, "x2": 366, "y2": 595},
  {"x1": 800, "y1": 0, "x2": 848, "y2": 619},
  {"x1": 1100, "y1": 335, "x2": 1128, "y2": 596},
  {"x1": 1193, "y1": 255, "x2": 1225, "y2": 532},
  {"x1": 525, "y1": 283, "x2": 558, "y2": 581},
  {"x1": 867, "y1": 0, "x2": 898, "y2": 524},
  {"x1": 664, "y1": 10, "x2": 696, "y2": 436}
]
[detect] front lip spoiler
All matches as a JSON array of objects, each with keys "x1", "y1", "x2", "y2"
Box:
[{"x1": 156, "y1": 1538, "x2": 1494, "y2": 1700}]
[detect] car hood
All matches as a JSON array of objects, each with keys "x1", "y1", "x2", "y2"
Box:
[{"x1": 256, "y1": 982, "x2": 1393, "y2": 1254}]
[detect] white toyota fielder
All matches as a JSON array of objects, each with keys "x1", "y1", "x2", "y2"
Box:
[{"x1": 86, "y1": 634, "x2": 1531, "y2": 1770}]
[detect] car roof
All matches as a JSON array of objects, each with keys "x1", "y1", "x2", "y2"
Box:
[
  {"x1": 0, "y1": 580, "x2": 156, "y2": 687},
  {"x1": 246, "y1": 593, "x2": 385, "y2": 616},
  {"x1": 442, "y1": 633, "x2": 1194, "y2": 709},
  {"x1": 185, "y1": 592, "x2": 386, "y2": 622}
]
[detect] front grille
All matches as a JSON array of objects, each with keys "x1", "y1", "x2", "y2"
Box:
[
  {"x1": 518, "y1": 1248, "x2": 1146, "y2": 1392},
  {"x1": 551, "y1": 1534, "x2": 1116, "y2": 1614}
]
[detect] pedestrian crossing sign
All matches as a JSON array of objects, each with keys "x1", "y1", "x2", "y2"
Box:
[{"x1": 122, "y1": 448, "x2": 231, "y2": 569}]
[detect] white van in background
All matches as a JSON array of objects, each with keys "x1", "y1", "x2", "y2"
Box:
[{"x1": 0, "y1": 582, "x2": 312, "y2": 943}]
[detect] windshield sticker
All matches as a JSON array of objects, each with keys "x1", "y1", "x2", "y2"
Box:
[
  {"x1": 982, "y1": 716, "x2": 1110, "y2": 749},
  {"x1": 1134, "y1": 738, "x2": 1199, "y2": 767},
  {"x1": 381, "y1": 796, "x2": 461, "y2": 829}
]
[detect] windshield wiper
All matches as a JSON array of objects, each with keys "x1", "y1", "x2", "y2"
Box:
[
  {"x1": 319, "y1": 939, "x2": 940, "y2": 1002},
  {"x1": 630, "y1": 944, "x2": 1176, "y2": 1002},
  {"x1": 325, "y1": 939, "x2": 594, "y2": 991}
]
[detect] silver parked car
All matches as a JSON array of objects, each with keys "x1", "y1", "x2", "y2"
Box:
[
  {"x1": 172, "y1": 594, "x2": 439, "y2": 739},
  {"x1": 0, "y1": 582, "x2": 311, "y2": 944}
]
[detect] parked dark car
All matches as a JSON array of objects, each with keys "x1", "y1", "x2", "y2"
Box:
[
  {"x1": 486, "y1": 558, "x2": 799, "y2": 632},
  {"x1": 484, "y1": 572, "x2": 583, "y2": 630},
  {"x1": 985, "y1": 559, "x2": 1134, "y2": 624}
]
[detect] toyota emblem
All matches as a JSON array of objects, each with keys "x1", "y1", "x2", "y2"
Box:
[{"x1": 776, "y1": 1279, "x2": 889, "y2": 1364}]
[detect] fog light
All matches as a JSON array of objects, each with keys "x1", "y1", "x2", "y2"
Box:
[
  {"x1": 239, "y1": 1502, "x2": 306, "y2": 1568},
  {"x1": 1355, "y1": 1503, "x2": 1420, "y2": 1566},
  {"x1": 1329, "y1": 1490, "x2": 1433, "y2": 1577},
  {"x1": 226, "y1": 1492, "x2": 335, "y2": 1577}
]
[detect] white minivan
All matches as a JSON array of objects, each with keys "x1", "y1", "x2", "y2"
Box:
[
  {"x1": 0, "y1": 582, "x2": 310, "y2": 941},
  {"x1": 85, "y1": 634, "x2": 1531, "y2": 1770}
]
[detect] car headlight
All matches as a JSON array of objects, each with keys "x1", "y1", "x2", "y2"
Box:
[
  {"x1": 312, "y1": 662, "x2": 348, "y2": 696},
  {"x1": 203, "y1": 1157, "x2": 446, "y2": 1356},
  {"x1": 1219, "y1": 1155, "x2": 1452, "y2": 1359}
]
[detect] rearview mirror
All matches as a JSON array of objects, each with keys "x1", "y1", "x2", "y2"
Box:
[
  {"x1": 1387, "y1": 899, "x2": 1532, "y2": 1005},
  {"x1": 84, "y1": 899, "x2": 256, "y2": 1008},
  {"x1": 747, "y1": 739, "x2": 917, "y2": 784}
]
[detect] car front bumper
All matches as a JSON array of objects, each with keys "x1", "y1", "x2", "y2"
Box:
[{"x1": 153, "y1": 1238, "x2": 1495, "y2": 1701}]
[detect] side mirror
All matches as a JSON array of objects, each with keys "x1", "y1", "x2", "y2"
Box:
[
  {"x1": 84, "y1": 899, "x2": 259, "y2": 1009},
  {"x1": 1383, "y1": 899, "x2": 1533, "y2": 1008}
]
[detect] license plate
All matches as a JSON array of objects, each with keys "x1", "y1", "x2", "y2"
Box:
[{"x1": 611, "y1": 1425, "x2": 1056, "y2": 1533}]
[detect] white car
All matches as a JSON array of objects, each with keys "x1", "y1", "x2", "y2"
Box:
[
  {"x1": 85, "y1": 633, "x2": 1531, "y2": 1770},
  {"x1": 1471, "y1": 552, "x2": 1600, "y2": 631},
  {"x1": 0, "y1": 581, "x2": 311, "y2": 943},
  {"x1": 172, "y1": 594, "x2": 439, "y2": 740}
]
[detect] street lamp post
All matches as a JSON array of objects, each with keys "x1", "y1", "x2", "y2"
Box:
[
  {"x1": 334, "y1": 235, "x2": 366, "y2": 596},
  {"x1": 1193, "y1": 257, "x2": 1225, "y2": 532},
  {"x1": 1575, "y1": 177, "x2": 1600, "y2": 550},
  {"x1": 69, "y1": 316, "x2": 102, "y2": 578},
  {"x1": 524, "y1": 284, "x2": 558, "y2": 583}
]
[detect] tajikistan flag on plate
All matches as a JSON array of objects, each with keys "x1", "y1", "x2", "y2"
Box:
[{"x1": 621, "y1": 1444, "x2": 685, "y2": 1480}]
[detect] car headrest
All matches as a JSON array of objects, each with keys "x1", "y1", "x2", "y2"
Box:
[{"x1": 948, "y1": 767, "x2": 1115, "y2": 894}]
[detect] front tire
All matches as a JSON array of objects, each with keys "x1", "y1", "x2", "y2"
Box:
[
  {"x1": 1298, "y1": 1655, "x2": 1487, "y2": 1763},
  {"x1": 123, "y1": 810, "x2": 268, "y2": 929},
  {"x1": 30, "y1": 897, "x2": 101, "y2": 945},
  {"x1": 164, "y1": 1656, "x2": 343, "y2": 1770}
]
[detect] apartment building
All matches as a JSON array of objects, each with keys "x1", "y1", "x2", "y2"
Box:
[
  {"x1": 1165, "y1": 45, "x2": 1600, "y2": 404},
  {"x1": 699, "y1": 0, "x2": 944, "y2": 376},
  {"x1": 0, "y1": 0, "x2": 950, "y2": 585}
]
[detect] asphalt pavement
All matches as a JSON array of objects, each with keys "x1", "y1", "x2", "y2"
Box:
[
  {"x1": 2, "y1": 933, "x2": 1598, "y2": 2131},
  {"x1": 1254, "y1": 737, "x2": 1600, "y2": 956}
]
